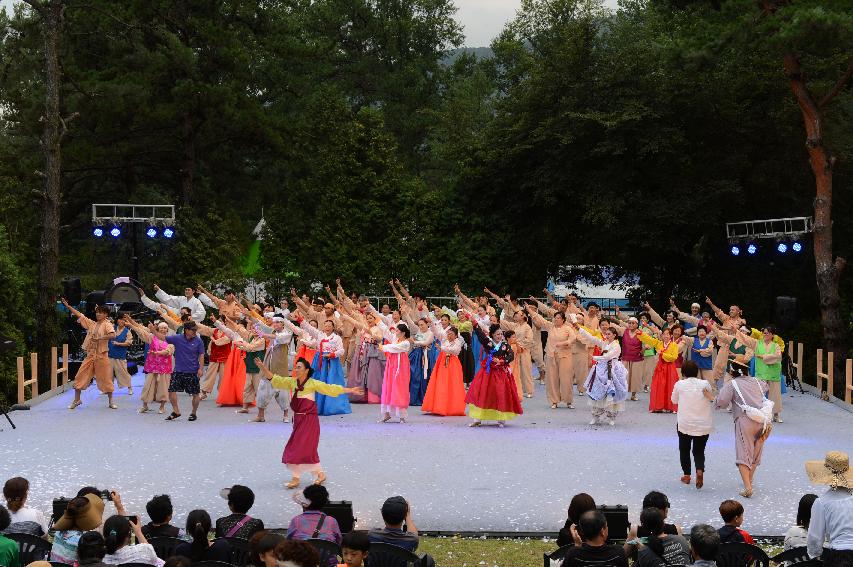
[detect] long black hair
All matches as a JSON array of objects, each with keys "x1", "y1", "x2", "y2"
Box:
[
  {"x1": 103, "y1": 515, "x2": 131, "y2": 555},
  {"x1": 396, "y1": 323, "x2": 411, "y2": 339},
  {"x1": 640, "y1": 507, "x2": 666, "y2": 559},
  {"x1": 78, "y1": 531, "x2": 107, "y2": 562},
  {"x1": 186, "y1": 509, "x2": 212, "y2": 559},
  {"x1": 796, "y1": 494, "x2": 818, "y2": 528}
]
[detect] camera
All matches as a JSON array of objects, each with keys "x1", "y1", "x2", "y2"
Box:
[{"x1": 99, "y1": 489, "x2": 114, "y2": 501}]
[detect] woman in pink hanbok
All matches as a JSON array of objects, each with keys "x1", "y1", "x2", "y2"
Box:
[{"x1": 377, "y1": 320, "x2": 412, "y2": 423}]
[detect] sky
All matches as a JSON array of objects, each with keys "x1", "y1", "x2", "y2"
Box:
[{"x1": 0, "y1": 0, "x2": 621, "y2": 47}]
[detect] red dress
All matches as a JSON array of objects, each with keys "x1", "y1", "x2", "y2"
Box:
[
  {"x1": 216, "y1": 347, "x2": 247, "y2": 406},
  {"x1": 464, "y1": 327, "x2": 523, "y2": 420},
  {"x1": 649, "y1": 348, "x2": 679, "y2": 412},
  {"x1": 283, "y1": 381, "x2": 321, "y2": 468}
]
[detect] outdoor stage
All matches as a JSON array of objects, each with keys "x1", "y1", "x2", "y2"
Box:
[{"x1": 3, "y1": 372, "x2": 852, "y2": 536}]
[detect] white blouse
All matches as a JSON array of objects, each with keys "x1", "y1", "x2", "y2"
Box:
[{"x1": 300, "y1": 321, "x2": 344, "y2": 358}]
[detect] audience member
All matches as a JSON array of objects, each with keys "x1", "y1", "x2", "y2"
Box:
[
  {"x1": 690, "y1": 524, "x2": 721, "y2": 567},
  {"x1": 339, "y1": 531, "x2": 370, "y2": 567},
  {"x1": 785, "y1": 494, "x2": 818, "y2": 550},
  {"x1": 215, "y1": 485, "x2": 265, "y2": 539},
  {"x1": 249, "y1": 531, "x2": 285, "y2": 567},
  {"x1": 176, "y1": 509, "x2": 231, "y2": 563},
  {"x1": 806, "y1": 451, "x2": 853, "y2": 565},
  {"x1": 142, "y1": 495, "x2": 183, "y2": 540},
  {"x1": 77, "y1": 531, "x2": 110, "y2": 567},
  {"x1": 0, "y1": 506, "x2": 21, "y2": 567},
  {"x1": 557, "y1": 493, "x2": 597, "y2": 547},
  {"x1": 102, "y1": 515, "x2": 163, "y2": 566},
  {"x1": 718, "y1": 499, "x2": 755, "y2": 544},
  {"x1": 287, "y1": 486, "x2": 342, "y2": 545},
  {"x1": 50, "y1": 494, "x2": 106, "y2": 564},
  {"x1": 368, "y1": 496, "x2": 419, "y2": 552},
  {"x1": 561, "y1": 510, "x2": 628, "y2": 567},
  {"x1": 273, "y1": 540, "x2": 320, "y2": 567},
  {"x1": 633, "y1": 508, "x2": 691, "y2": 567},
  {"x1": 631, "y1": 491, "x2": 681, "y2": 538},
  {"x1": 2, "y1": 477, "x2": 48, "y2": 537}
]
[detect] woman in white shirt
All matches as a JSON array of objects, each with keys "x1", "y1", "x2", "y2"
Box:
[
  {"x1": 3, "y1": 477, "x2": 48, "y2": 536},
  {"x1": 671, "y1": 360, "x2": 714, "y2": 489},
  {"x1": 102, "y1": 515, "x2": 164, "y2": 566},
  {"x1": 785, "y1": 493, "x2": 818, "y2": 550}
]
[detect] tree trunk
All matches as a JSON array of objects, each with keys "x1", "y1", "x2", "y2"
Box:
[
  {"x1": 34, "y1": 0, "x2": 65, "y2": 385},
  {"x1": 181, "y1": 111, "x2": 196, "y2": 205},
  {"x1": 783, "y1": 53, "x2": 849, "y2": 394}
]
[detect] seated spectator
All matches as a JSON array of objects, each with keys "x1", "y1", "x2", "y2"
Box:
[
  {"x1": 368, "y1": 496, "x2": 419, "y2": 552},
  {"x1": 3, "y1": 477, "x2": 48, "y2": 537},
  {"x1": 718, "y1": 499, "x2": 754, "y2": 544},
  {"x1": 50, "y1": 494, "x2": 106, "y2": 564},
  {"x1": 690, "y1": 524, "x2": 721, "y2": 567},
  {"x1": 557, "y1": 493, "x2": 597, "y2": 548},
  {"x1": 249, "y1": 530, "x2": 285, "y2": 567},
  {"x1": 0, "y1": 506, "x2": 21, "y2": 567},
  {"x1": 102, "y1": 515, "x2": 163, "y2": 566},
  {"x1": 631, "y1": 491, "x2": 681, "y2": 538},
  {"x1": 77, "y1": 531, "x2": 110, "y2": 567},
  {"x1": 176, "y1": 509, "x2": 231, "y2": 563},
  {"x1": 215, "y1": 485, "x2": 264, "y2": 539},
  {"x1": 805, "y1": 451, "x2": 853, "y2": 564},
  {"x1": 274, "y1": 540, "x2": 320, "y2": 567},
  {"x1": 634, "y1": 508, "x2": 691, "y2": 567},
  {"x1": 163, "y1": 556, "x2": 192, "y2": 567},
  {"x1": 561, "y1": 510, "x2": 628, "y2": 567},
  {"x1": 785, "y1": 494, "x2": 818, "y2": 550},
  {"x1": 288, "y1": 486, "x2": 342, "y2": 545},
  {"x1": 142, "y1": 495, "x2": 183, "y2": 540},
  {"x1": 339, "y1": 531, "x2": 370, "y2": 567}
]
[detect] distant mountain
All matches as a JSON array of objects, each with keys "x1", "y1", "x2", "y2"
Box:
[{"x1": 441, "y1": 47, "x2": 494, "y2": 66}]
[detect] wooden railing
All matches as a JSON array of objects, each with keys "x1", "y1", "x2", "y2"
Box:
[{"x1": 16, "y1": 344, "x2": 70, "y2": 405}]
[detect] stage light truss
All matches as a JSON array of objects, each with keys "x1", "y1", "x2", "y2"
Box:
[
  {"x1": 725, "y1": 217, "x2": 813, "y2": 240},
  {"x1": 91, "y1": 204, "x2": 175, "y2": 225}
]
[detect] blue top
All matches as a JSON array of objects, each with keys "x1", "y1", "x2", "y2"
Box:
[
  {"x1": 108, "y1": 327, "x2": 130, "y2": 359},
  {"x1": 692, "y1": 337, "x2": 713, "y2": 370},
  {"x1": 165, "y1": 334, "x2": 205, "y2": 373}
]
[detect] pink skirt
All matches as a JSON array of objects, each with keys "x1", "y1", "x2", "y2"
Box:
[{"x1": 380, "y1": 352, "x2": 411, "y2": 409}]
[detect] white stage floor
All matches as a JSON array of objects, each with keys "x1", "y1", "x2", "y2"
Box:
[{"x1": 2, "y1": 372, "x2": 850, "y2": 536}]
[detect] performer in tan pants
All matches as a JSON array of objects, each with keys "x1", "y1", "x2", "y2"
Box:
[
  {"x1": 570, "y1": 331, "x2": 589, "y2": 395},
  {"x1": 499, "y1": 312, "x2": 535, "y2": 398},
  {"x1": 62, "y1": 299, "x2": 117, "y2": 410},
  {"x1": 527, "y1": 307, "x2": 577, "y2": 408}
]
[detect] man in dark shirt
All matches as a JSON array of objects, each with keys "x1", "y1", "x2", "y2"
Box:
[
  {"x1": 368, "y1": 496, "x2": 419, "y2": 552},
  {"x1": 215, "y1": 485, "x2": 265, "y2": 540},
  {"x1": 141, "y1": 495, "x2": 183, "y2": 540},
  {"x1": 165, "y1": 321, "x2": 206, "y2": 421},
  {"x1": 562, "y1": 510, "x2": 629, "y2": 567}
]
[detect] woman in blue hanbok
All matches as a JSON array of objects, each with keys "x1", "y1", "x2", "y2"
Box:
[{"x1": 577, "y1": 325, "x2": 629, "y2": 426}]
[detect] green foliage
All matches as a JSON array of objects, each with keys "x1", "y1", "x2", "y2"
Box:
[{"x1": 0, "y1": 224, "x2": 31, "y2": 405}]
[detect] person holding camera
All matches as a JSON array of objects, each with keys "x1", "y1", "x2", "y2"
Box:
[
  {"x1": 51, "y1": 488, "x2": 126, "y2": 564},
  {"x1": 102, "y1": 514, "x2": 164, "y2": 566},
  {"x1": 368, "y1": 496, "x2": 419, "y2": 552}
]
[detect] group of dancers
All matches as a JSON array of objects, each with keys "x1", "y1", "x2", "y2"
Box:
[{"x1": 62, "y1": 279, "x2": 787, "y2": 490}]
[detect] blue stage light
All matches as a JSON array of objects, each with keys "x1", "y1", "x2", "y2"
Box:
[
  {"x1": 792, "y1": 242, "x2": 803, "y2": 253},
  {"x1": 747, "y1": 243, "x2": 757, "y2": 255},
  {"x1": 146, "y1": 227, "x2": 157, "y2": 238},
  {"x1": 93, "y1": 227, "x2": 104, "y2": 237},
  {"x1": 163, "y1": 227, "x2": 174, "y2": 239},
  {"x1": 777, "y1": 242, "x2": 788, "y2": 253},
  {"x1": 110, "y1": 226, "x2": 121, "y2": 238},
  {"x1": 730, "y1": 245, "x2": 740, "y2": 256}
]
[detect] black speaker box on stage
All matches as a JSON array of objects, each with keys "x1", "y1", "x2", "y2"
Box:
[
  {"x1": 775, "y1": 296, "x2": 798, "y2": 333},
  {"x1": 598, "y1": 505, "x2": 629, "y2": 542},
  {"x1": 84, "y1": 290, "x2": 107, "y2": 318},
  {"x1": 62, "y1": 277, "x2": 82, "y2": 306},
  {"x1": 323, "y1": 501, "x2": 356, "y2": 533}
]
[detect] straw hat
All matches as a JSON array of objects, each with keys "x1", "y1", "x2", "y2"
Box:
[
  {"x1": 53, "y1": 493, "x2": 105, "y2": 531},
  {"x1": 806, "y1": 451, "x2": 853, "y2": 489},
  {"x1": 730, "y1": 355, "x2": 751, "y2": 374}
]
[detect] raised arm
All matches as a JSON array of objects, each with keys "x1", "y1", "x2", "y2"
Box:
[
  {"x1": 395, "y1": 279, "x2": 414, "y2": 303},
  {"x1": 577, "y1": 326, "x2": 606, "y2": 348},
  {"x1": 525, "y1": 304, "x2": 551, "y2": 330},
  {"x1": 197, "y1": 284, "x2": 224, "y2": 309},
  {"x1": 528, "y1": 296, "x2": 556, "y2": 317},
  {"x1": 705, "y1": 295, "x2": 730, "y2": 324},
  {"x1": 453, "y1": 284, "x2": 478, "y2": 311},
  {"x1": 123, "y1": 315, "x2": 153, "y2": 343},
  {"x1": 644, "y1": 302, "x2": 665, "y2": 327},
  {"x1": 735, "y1": 329, "x2": 758, "y2": 350}
]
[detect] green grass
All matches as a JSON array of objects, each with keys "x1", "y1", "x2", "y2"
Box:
[{"x1": 419, "y1": 536, "x2": 556, "y2": 567}]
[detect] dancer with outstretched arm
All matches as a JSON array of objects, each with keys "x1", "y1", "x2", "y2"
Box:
[{"x1": 256, "y1": 357, "x2": 363, "y2": 489}]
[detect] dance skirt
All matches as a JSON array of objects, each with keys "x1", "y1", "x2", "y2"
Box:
[
  {"x1": 649, "y1": 360, "x2": 679, "y2": 412},
  {"x1": 460, "y1": 332, "x2": 475, "y2": 385},
  {"x1": 472, "y1": 331, "x2": 484, "y2": 375},
  {"x1": 283, "y1": 396, "x2": 320, "y2": 469},
  {"x1": 311, "y1": 354, "x2": 351, "y2": 416},
  {"x1": 295, "y1": 345, "x2": 316, "y2": 366},
  {"x1": 347, "y1": 341, "x2": 384, "y2": 404},
  {"x1": 381, "y1": 351, "x2": 411, "y2": 410},
  {"x1": 422, "y1": 353, "x2": 466, "y2": 416},
  {"x1": 217, "y1": 348, "x2": 248, "y2": 406},
  {"x1": 408, "y1": 347, "x2": 429, "y2": 406},
  {"x1": 465, "y1": 362, "x2": 523, "y2": 421}
]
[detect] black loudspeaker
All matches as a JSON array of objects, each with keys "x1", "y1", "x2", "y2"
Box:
[
  {"x1": 775, "y1": 296, "x2": 798, "y2": 332},
  {"x1": 598, "y1": 505, "x2": 629, "y2": 543},
  {"x1": 323, "y1": 501, "x2": 356, "y2": 533},
  {"x1": 62, "y1": 277, "x2": 82, "y2": 306}
]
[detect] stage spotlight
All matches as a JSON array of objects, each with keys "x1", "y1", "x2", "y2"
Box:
[
  {"x1": 109, "y1": 226, "x2": 121, "y2": 238},
  {"x1": 146, "y1": 226, "x2": 158, "y2": 238},
  {"x1": 730, "y1": 245, "x2": 740, "y2": 256},
  {"x1": 163, "y1": 227, "x2": 175, "y2": 239},
  {"x1": 777, "y1": 242, "x2": 788, "y2": 253},
  {"x1": 792, "y1": 241, "x2": 803, "y2": 253},
  {"x1": 747, "y1": 243, "x2": 757, "y2": 255},
  {"x1": 92, "y1": 227, "x2": 104, "y2": 238}
]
